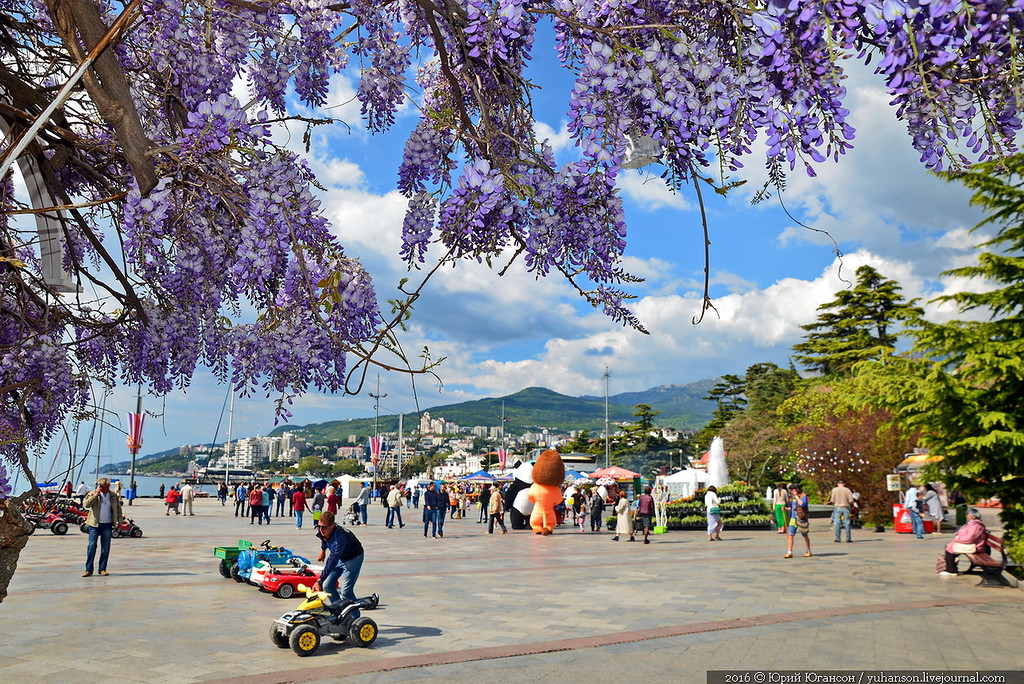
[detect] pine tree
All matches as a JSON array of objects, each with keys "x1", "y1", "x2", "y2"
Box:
[
  {"x1": 860, "y1": 154, "x2": 1024, "y2": 562},
  {"x1": 793, "y1": 265, "x2": 922, "y2": 376}
]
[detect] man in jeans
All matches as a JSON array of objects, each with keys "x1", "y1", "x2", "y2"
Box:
[
  {"x1": 313, "y1": 511, "x2": 365, "y2": 619},
  {"x1": 827, "y1": 479, "x2": 854, "y2": 543},
  {"x1": 422, "y1": 481, "x2": 442, "y2": 538},
  {"x1": 82, "y1": 477, "x2": 123, "y2": 577},
  {"x1": 385, "y1": 485, "x2": 405, "y2": 528},
  {"x1": 355, "y1": 483, "x2": 370, "y2": 526},
  {"x1": 904, "y1": 483, "x2": 925, "y2": 539}
]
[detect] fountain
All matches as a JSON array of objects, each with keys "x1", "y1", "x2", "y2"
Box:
[{"x1": 707, "y1": 436, "x2": 729, "y2": 488}]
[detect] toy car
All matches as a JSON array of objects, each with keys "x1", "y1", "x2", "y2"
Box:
[
  {"x1": 270, "y1": 584, "x2": 380, "y2": 656},
  {"x1": 25, "y1": 510, "x2": 70, "y2": 535},
  {"x1": 259, "y1": 561, "x2": 322, "y2": 598},
  {"x1": 231, "y1": 540, "x2": 312, "y2": 585}
]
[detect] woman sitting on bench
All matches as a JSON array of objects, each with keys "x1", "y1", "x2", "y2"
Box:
[{"x1": 938, "y1": 507, "x2": 988, "y2": 576}]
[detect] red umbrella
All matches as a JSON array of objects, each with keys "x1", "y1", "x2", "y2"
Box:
[{"x1": 589, "y1": 466, "x2": 641, "y2": 480}]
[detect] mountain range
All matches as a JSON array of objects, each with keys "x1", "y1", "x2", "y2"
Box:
[
  {"x1": 270, "y1": 380, "x2": 719, "y2": 443},
  {"x1": 105, "y1": 379, "x2": 719, "y2": 471}
]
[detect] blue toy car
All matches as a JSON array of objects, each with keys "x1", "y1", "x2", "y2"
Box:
[{"x1": 230, "y1": 540, "x2": 313, "y2": 586}]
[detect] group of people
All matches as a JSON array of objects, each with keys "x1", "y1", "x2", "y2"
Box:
[{"x1": 161, "y1": 482, "x2": 195, "y2": 516}]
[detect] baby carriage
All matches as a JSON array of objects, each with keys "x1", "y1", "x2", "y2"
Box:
[{"x1": 344, "y1": 502, "x2": 360, "y2": 526}]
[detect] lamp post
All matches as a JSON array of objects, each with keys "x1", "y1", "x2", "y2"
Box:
[{"x1": 603, "y1": 367, "x2": 611, "y2": 469}]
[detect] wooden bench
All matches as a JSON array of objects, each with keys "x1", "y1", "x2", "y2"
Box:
[{"x1": 959, "y1": 533, "x2": 1018, "y2": 587}]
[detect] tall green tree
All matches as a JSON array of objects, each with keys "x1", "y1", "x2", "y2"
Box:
[
  {"x1": 697, "y1": 374, "x2": 748, "y2": 444},
  {"x1": 793, "y1": 265, "x2": 922, "y2": 376},
  {"x1": 860, "y1": 155, "x2": 1024, "y2": 561}
]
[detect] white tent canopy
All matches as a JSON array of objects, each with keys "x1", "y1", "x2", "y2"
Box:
[{"x1": 661, "y1": 469, "x2": 708, "y2": 500}]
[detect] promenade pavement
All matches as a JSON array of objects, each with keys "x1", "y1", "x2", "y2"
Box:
[{"x1": 2, "y1": 498, "x2": 1022, "y2": 684}]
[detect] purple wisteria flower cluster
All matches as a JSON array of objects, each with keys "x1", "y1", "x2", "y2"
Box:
[
  {"x1": 1, "y1": 0, "x2": 1022, "y2": 471},
  {"x1": 0, "y1": 463, "x2": 11, "y2": 500}
]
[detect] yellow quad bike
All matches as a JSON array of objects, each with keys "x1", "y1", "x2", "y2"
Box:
[{"x1": 270, "y1": 583, "x2": 380, "y2": 657}]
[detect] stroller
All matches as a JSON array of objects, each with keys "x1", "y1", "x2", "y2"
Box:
[{"x1": 344, "y1": 502, "x2": 360, "y2": 526}]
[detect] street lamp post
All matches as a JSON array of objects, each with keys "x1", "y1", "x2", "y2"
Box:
[{"x1": 603, "y1": 367, "x2": 611, "y2": 469}]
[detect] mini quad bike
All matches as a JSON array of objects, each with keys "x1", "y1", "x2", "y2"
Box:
[
  {"x1": 79, "y1": 517, "x2": 143, "y2": 537},
  {"x1": 270, "y1": 584, "x2": 380, "y2": 657}
]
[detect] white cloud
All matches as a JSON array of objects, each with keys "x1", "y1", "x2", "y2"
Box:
[{"x1": 618, "y1": 170, "x2": 690, "y2": 211}]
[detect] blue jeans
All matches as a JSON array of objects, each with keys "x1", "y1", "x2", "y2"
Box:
[
  {"x1": 386, "y1": 506, "x2": 403, "y2": 527},
  {"x1": 295, "y1": 511, "x2": 304, "y2": 529},
  {"x1": 423, "y1": 507, "x2": 438, "y2": 536},
  {"x1": 908, "y1": 507, "x2": 924, "y2": 538},
  {"x1": 358, "y1": 503, "x2": 367, "y2": 525},
  {"x1": 435, "y1": 507, "x2": 445, "y2": 535},
  {"x1": 322, "y1": 553, "x2": 363, "y2": 618},
  {"x1": 833, "y1": 507, "x2": 851, "y2": 541},
  {"x1": 85, "y1": 523, "x2": 113, "y2": 573}
]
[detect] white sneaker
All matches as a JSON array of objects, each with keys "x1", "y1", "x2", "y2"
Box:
[{"x1": 938, "y1": 571, "x2": 958, "y2": 577}]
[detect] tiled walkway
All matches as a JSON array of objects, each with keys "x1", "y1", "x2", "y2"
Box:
[{"x1": 4, "y1": 500, "x2": 1021, "y2": 683}]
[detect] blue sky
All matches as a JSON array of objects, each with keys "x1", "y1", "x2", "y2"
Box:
[{"x1": 49, "y1": 24, "x2": 995, "y2": 469}]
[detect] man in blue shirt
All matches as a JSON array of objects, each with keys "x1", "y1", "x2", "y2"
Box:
[
  {"x1": 234, "y1": 483, "x2": 248, "y2": 518},
  {"x1": 313, "y1": 510, "x2": 365, "y2": 618}
]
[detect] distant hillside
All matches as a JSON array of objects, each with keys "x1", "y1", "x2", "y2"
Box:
[{"x1": 270, "y1": 381, "x2": 718, "y2": 443}]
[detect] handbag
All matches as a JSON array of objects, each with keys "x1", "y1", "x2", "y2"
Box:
[
  {"x1": 709, "y1": 506, "x2": 720, "y2": 515},
  {"x1": 951, "y1": 542, "x2": 977, "y2": 554}
]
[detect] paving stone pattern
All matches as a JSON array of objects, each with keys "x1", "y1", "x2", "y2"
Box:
[{"x1": 3, "y1": 500, "x2": 1021, "y2": 683}]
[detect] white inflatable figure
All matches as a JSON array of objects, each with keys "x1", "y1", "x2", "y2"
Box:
[
  {"x1": 654, "y1": 485, "x2": 670, "y2": 529},
  {"x1": 597, "y1": 484, "x2": 609, "y2": 503},
  {"x1": 505, "y1": 460, "x2": 535, "y2": 529}
]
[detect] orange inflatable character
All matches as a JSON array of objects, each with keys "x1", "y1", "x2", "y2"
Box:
[{"x1": 527, "y1": 450, "x2": 565, "y2": 535}]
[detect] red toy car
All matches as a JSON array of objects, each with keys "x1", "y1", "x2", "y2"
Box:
[{"x1": 259, "y1": 563, "x2": 321, "y2": 599}]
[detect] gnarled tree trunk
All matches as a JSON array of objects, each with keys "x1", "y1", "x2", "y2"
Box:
[{"x1": 0, "y1": 499, "x2": 33, "y2": 602}]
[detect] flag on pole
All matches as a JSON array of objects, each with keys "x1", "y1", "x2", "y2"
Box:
[
  {"x1": 126, "y1": 413, "x2": 145, "y2": 454},
  {"x1": 498, "y1": 449, "x2": 508, "y2": 469},
  {"x1": 370, "y1": 437, "x2": 382, "y2": 466}
]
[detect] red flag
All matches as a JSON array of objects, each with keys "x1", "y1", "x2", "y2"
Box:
[
  {"x1": 126, "y1": 413, "x2": 145, "y2": 454},
  {"x1": 498, "y1": 449, "x2": 508, "y2": 469},
  {"x1": 370, "y1": 437, "x2": 382, "y2": 466}
]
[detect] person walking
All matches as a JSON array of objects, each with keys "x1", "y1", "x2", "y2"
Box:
[
  {"x1": 356, "y1": 483, "x2": 370, "y2": 526},
  {"x1": 218, "y1": 482, "x2": 228, "y2": 506},
  {"x1": 312, "y1": 511, "x2": 365, "y2": 618},
  {"x1": 276, "y1": 485, "x2": 288, "y2": 517},
  {"x1": 412, "y1": 487, "x2": 420, "y2": 509},
  {"x1": 772, "y1": 483, "x2": 790, "y2": 534},
  {"x1": 326, "y1": 486, "x2": 340, "y2": 515},
  {"x1": 488, "y1": 484, "x2": 508, "y2": 534},
  {"x1": 612, "y1": 490, "x2": 634, "y2": 542},
  {"x1": 180, "y1": 481, "x2": 195, "y2": 516},
  {"x1": 422, "y1": 481, "x2": 441, "y2": 538},
  {"x1": 234, "y1": 482, "x2": 248, "y2": 517},
  {"x1": 637, "y1": 486, "x2": 656, "y2": 544},
  {"x1": 292, "y1": 485, "x2": 310, "y2": 529},
  {"x1": 437, "y1": 485, "x2": 449, "y2": 536},
  {"x1": 785, "y1": 483, "x2": 812, "y2": 558},
  {"x1": 386, "y1": 485, "x2": 405, "y2": 528},
  {"x1": 249, "y1": 484, "x2": 263, "y2": 525},
  {"x1": 260, "y1": 483, "x2": 272, "y2": 524},
  {"x1": 477, "y1": 484, "x2": 491, "y2": 523},
  {"x1": 589, "y1": 487, "x2": 606, "y2": 532},
  {"x1": 923, "y1": 483, "x2": 944, "y2": 533},
  {"x1": 82, "y1": 477, "x2": 123, "y2": 577},
  {"x1": 165, "y1": 485, "x2": 180, "y2": 515},
  {"x1": 705, "y1": 485, "x2": 722, "y2": 541},
  {"x1": 827, "y1": 479, "x2": 854, "y2": 543},
  {"x1": 904, "y1": 482, "x2": 925, "y2": 539},
  {"x1": 76, "y1": 481, "x2": 89, "y2": 506}
]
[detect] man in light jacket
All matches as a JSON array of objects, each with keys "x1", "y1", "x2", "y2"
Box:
[{"x1": 82, "y1": 477, "x2": 124, "y2": 577}]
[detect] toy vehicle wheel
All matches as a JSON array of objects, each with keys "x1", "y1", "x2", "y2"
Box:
[
  {"x1": 130, "y1": 527, "x2": 143, "y2": 538},
  {"x1": 51, "y1": 521, "x2": 68, "y2": 535},
  {"x1": 218, "y1": 560, "x2": 232, "y2": 578},
  {"x1": 111, "y1": 526, "x2": 122, "y2": 538},
  {"x1": 348, "y1": 617, "x2": 377, "y2": 647},
  {"x1": 289, "y1": 625, "x2": 320, "y2": 656},
  {"x1": 80, "y1": 523, "x2": 88, "y2": 534},
  {"x1": 269, "y1": 624, "x2": 290, "y2": 649},
  {"x1": 276, "y1": 584, "x2": 295, "y2": 599},
  {"x1": 230, "y1": 562, "x2": 245, "y2": 583}
]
